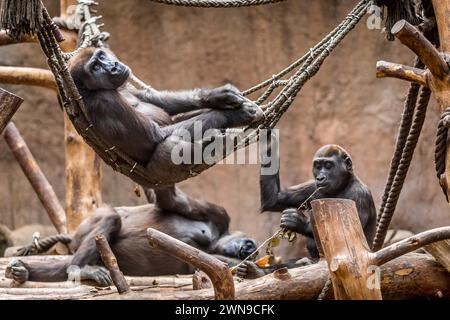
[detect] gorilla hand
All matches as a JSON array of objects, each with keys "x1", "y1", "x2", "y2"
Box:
[
  {"x1": 280, "y1": 208, "x2": 309, "y2": 235},
  {"x1": 236, "y1": 261, "x2": 267, "y2": 279}
]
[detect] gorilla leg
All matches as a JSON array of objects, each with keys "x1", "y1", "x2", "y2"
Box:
[
  {"x1": 5, "y1": 258, "x2": 112, "y2": 286},
  {"x1": 154, "y1": 185, "x2": 230, "y2": 235},
  {"x1": 5, "y1": 207, "x2": 121, "y2": 285},
  {"x1": 162, "y1": 100, "x2": 263, "y2": 138},
  {"x1": 71, "y1": 207, "x2": 122, "y2": 267},
  {"x1": 6, "y1": 258, "x2": 71, "y2": 283}
]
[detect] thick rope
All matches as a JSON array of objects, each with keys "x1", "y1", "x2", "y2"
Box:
[
  {"x1": 434, "y1": 107, "x2": 450, "y2": 200},
  {"x1": 15, "y1": 234, "x2": 72, "y2": 256},
  {"x1": 377, "y1": 59, "x2": 424, "y2": 223},
  {"x1": 373, "y1": 86, "x2": 431, "y2": 251},
  {"x1": 148, "y1": 0, "x2": 286, "y2": 8},
  {"x1": 317, "y1": 277, "x2": 332, "y2": 300}
]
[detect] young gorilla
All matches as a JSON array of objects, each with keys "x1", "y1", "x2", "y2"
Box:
[
  {"x1": 237, "y1": 135, "x2": 376, "y2": 278},
  {"x1": 68, "y1": 48, "x2": 264, "y2": 183},
  {"x1": 5, "y1": 187, "x2": 257, "y2": 285}
]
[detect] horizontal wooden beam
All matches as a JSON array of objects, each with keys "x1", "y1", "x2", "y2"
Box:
[
  {"x1": 376, "y1": 60, "x2": 428, "y2": 87},
  {"x1": 373, "y1": 227, "x2": 450, "y2": 265},
  {"x1": 0, "y1": 66, "x2": 56, "y2": 91}
]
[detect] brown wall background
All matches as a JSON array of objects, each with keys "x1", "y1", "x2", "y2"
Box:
[{"x1": 1, "y1": 0, "x2": 449, "y2": 257}]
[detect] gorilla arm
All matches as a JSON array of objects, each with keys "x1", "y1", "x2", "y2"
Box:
[
  {"x1": 128, "y1": 84, "x2": 245, "y2": 116},
  {"x1": 260, "y1": 133, "x2": 316, "y2": 212}
]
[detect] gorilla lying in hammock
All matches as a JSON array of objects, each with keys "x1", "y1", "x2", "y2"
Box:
[{"x1": 6, "y1": 186, "x2": 256, "y2": 286}]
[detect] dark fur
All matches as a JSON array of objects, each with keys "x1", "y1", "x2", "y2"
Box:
[
  {"x1": 68, "y1": 47, "x2": 263, "y2": 171},
  {"x1": 260, "y1": 135, "x2": 377, "y2": 259},
  {"x1": 6, "y1": 189, "x2": 256, "y2": 284}
]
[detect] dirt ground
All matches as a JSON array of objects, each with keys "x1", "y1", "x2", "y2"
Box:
[{"x1": 0, "y1": 0, "x2": 449, "y2": 258}]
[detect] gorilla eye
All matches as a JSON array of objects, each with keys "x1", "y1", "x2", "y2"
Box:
[
  {"x1": 93, "y1": 64, "x2": 101, "y2": 71},
  {"x1": 324, "y1": 161, "x2": 334, "y2": 169}
]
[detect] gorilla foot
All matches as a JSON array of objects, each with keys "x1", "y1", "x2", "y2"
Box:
[
  {"x1": 5, "y1": 259, "x2": 29, "y2": 283},
  {"x1": 236, "y1": 101, "x2": 264, "y2": 126}
]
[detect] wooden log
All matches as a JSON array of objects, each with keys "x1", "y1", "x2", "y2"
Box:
[
  {"x1": 89, "y1": 253, "x2": 450, "y2": 300},
  {"x1": 3, "y1": 123, "x2": 67, "y2": 234},
  {"x1": 65, "y1": 119, "x2": 102, "y2": 234},
  {"x1": 426, "y1": 240, "x2": 450, "y2": 273},
  {"x1": 0, "y1": 30, "x2": 78, "y2": 52},
  {"x1": 192, "y1": 270, "x2": 212, "y2": 290},
  {"x1": 373, "y1": 227, "x2": 450, "y2": 265},
  {"x1": 311, "y1": 198, "x2": 382, "y2": 300},
  {"x1": 0, "y1": 31, "x2": 35, "y2": 46},
  {"x1": 95, "y1": 235, "x2": 130, "y2": 294},
  {"x1": 0, "y1": 67, "x2": 56, "y2": 91},
  {"x1": 429, "y1": 0, "x2": 450, "y2": 266},
  {"x1": 147, "y1": 228, "x2": 235, "y2": 300},
  {"x1": 391, "y1": 20, "x2": 448, "y2": 80},
  {"x1": 376, "y1": 60, "x2": 428, "y2": 87},
  {"x1": 0, "y1": 87, "x2": 23, "y2": 135},
  {"x1": 0, "y1": 254, "x2": 447, "y2": 300}
]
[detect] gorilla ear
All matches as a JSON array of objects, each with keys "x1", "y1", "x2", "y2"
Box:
[{"x1": 345, "y1": 157, "x2": 353, "y2": 171}]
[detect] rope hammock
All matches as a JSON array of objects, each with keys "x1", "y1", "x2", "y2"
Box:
[
  {"x1": 148, "y1": 0, "x2": 286, "y2": 7},
  {"x1": 0, "y1": 0, "x2": 370, "y2": 188}
]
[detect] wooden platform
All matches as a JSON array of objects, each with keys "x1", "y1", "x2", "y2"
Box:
[{"x1": 0, "y1": 255, "x2": 198, "y2": 300}]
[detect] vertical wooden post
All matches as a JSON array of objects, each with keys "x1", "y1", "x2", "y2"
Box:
[
  {"x1": 95, "y1": 235, "x2": 130, "y2": 294},
  {"x1": 4, "y1": 122, "x2": 67, "y2": 234},
  {"x1": 0, "y1": 87, "x2": 23, "y2": 134},
  {"x1": 427, "y1": 0, "x2": 450, "y2": 268},
  {"x1": 311, "y1": 199, "x2": 382, "y2": 300},
  {"x1": 60, "y1": 0, "x2": 102, "y2": 234}
]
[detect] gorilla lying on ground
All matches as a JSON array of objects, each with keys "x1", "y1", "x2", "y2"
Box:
[{"x1": 6, "y1": 186, "x2": 256, "y2": 286}]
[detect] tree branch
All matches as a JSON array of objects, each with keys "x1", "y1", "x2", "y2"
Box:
[
  {"x1": 376, "y1": 60, "x2": 428, "y2": 87},
  {"x1": 147, "y1": 228, "x2": 235, "y2": 300},
  {"x1": 372, "y1": 227, "x2": 450, "y2": 266},
  {"x1": 0, "y1": 66, "x2": 56, "y2": 91},
  {"x1": 391, "y1": 20, "x2": 449, "y2": 80}
]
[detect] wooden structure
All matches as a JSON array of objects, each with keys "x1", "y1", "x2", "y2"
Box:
[
  {"x1": 376, "y1": 0, "x2": 450, "y2": 275},
  {"x1": 0, "y1": 0, "x2": 449, "y2": 301}
]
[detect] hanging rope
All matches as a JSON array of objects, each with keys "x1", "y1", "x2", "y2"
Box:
[
  {"x1": 148, "y1": 0, "x2": 286, "y2": 8},
  {"x1": 372, "y1": 86, "x2": 431, "y2": 251},
  {"x1": 434, "y1": 108, "x2": 450, "y2": 200},
  {"x1": 377, "y1": 58, "x2": 423, "y2": 223}
]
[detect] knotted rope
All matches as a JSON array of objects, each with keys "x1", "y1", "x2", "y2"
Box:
[
  {"x1": 373, "y1": 85, "x2": 431, "y2": 251},
  {"x1": 15, "y1": 233, "x2": 72, "y2": 256},
  {"x1": 434, "y1": 108, "x2": 450, "y2": 200},
  {"x1": 148, "y1": 0, "x2": 286, "y2": 8}
]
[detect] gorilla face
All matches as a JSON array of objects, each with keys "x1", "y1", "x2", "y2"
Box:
[
  {"x1": 212, "y1": 232, "x2": 257, "y2": 259},
  {"x1": 312, "y1": 154, "x2": 352, "y2": 196},
  {"x1": 84, "y1": 48, "x2": 130, "y2": 90}
]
